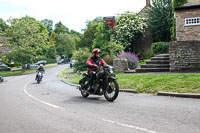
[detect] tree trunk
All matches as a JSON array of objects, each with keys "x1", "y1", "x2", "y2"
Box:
[
  {"x1": 27, "y1": 64, "x2": 31, "y2": 70},
  {"x1": 21, "y1": 65, "x2": 26, "y2": 73}
]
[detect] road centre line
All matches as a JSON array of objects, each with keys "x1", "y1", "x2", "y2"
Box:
[
  {"x1": 101, "y1": 118, "x2": 159, "y2": 133},
  {"x1": 23, "y1": 80, "x2": 64, "y2": 110},
  {"x1": 24, "y1": 80, "x2": 159, "y2": 133}
]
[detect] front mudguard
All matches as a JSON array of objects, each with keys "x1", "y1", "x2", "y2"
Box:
[{"x1": 108, "y1": 74, "x2": 116, "y2": 80}]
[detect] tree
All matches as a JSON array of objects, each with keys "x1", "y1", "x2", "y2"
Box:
[
  {"x1": 71, "y1": 47, "x2": 90, "y2": 72},
  {"x1": 70, "y1": 30, "x2": 83, "y2": 49},
  {"x1": 148, "y1": 0, "x2": 173, "y2": 42},
  {"x1": 44, "y1": 32, "x2": 57, "y2": 63},
  {"x1": 112, "y1": 11, "x2": 147, "y2": 52},
  {"x1": 78, "y1": 17, "x2": 103, "y2": 49},
  {"x1": 55, "y1": 33, "x2": 75, "y2": 58},
  {"x1": 41, "y1": 19, "x2": 53, "y2": 35},
  {"x1": 5, "y1": 16, "x2": 49, "y2": 69},
  {"x1": 93, "y1": 22, "x2": 124, "y2": 57},
  {"x1": 0, "y1": 18, "x2": 9, "y2": 34},
  {"x1": 54, "y1": 21, "x2": 69, "y2": 34}
]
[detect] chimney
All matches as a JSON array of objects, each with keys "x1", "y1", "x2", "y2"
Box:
[{"x1": 146, "y1": 0, "x2": 150, "y2": 7}]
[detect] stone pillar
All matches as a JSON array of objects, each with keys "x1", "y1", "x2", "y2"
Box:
[{"x1": 113, "y1": 58, "x2": 128, "y2": 72}]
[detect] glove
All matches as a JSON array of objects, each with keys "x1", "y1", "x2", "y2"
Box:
[{"x1": 93, "y1": 64, "x2": 98, "y2": 69}]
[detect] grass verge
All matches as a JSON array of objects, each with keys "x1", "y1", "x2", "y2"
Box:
[{"x1": 59, "y1": 68, "x2": 200, "y2": 94}]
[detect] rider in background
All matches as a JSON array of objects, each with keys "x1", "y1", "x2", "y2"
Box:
[
  {"x1": 86, "y1": 48, "x2": 108, "y2": 92},
  {"x1": 35, "y1": 64, "x2": 45, "y2": 80}
]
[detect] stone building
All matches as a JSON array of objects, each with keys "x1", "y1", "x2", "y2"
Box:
[
  {"x1": 170, "y1": 0, "x2": 200, "y2": 71},
  {"x1": 134, "y1": 0, "x2": 153, "y2": 55},
  {"x1": 175, "y1": 0, "x2": 200, "y2": 41}
]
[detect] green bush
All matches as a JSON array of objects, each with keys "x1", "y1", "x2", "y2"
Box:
[
  {"x1": 145, "y1": 51, "x2": 154, "y2": 59},
  {"x1": 46, "y1": 58, "x2": 56, "y2": 64},
  {"x1": 103, "y1": 55, "x2": 115, "y2": 66},
  {"x1": 152, "y1": 42, "x2": 169, "y2": 54},
  {"x1": 71, "y1": 48, "x2": 90, "y2": 72}
]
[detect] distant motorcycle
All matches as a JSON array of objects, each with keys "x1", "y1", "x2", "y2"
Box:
[
  {"x1": 36, "y1": 71, "x2": 44, "y2": 84},
  {"x1": 78, "y1": 66, "x2": 119, "y2": 102}
]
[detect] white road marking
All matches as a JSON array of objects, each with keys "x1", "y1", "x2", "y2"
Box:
[
  {"x1": 23, "y1": 81, "x2": 64, "y2": 110},
  {"x1": 24, "y1": 80, "x2": 159, "y2": 133},
  {"x1": 101, "y1": 118, "x2": 159, "y2": 133}
]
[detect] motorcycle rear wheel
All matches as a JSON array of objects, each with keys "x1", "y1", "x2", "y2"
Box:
[{"x1": 104, "y1": 80, "x2": 119, "y2": 102}]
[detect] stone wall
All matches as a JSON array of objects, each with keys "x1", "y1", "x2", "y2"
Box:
[
  {"x1": 113, "y1": 58, "x2": 128, "y2": 72},
  {"x1": 170, "y1": 41, "x2": 200, "y2": 72},
  {"x1": 135, "y1": 6, "x2": 153, "y2": 54},
  {"x1": 176, "y1": 8, "x2": 200, "y2": 41},
  {"x1": 134, "y1": 29, "x2": 153, "y2": 54}
]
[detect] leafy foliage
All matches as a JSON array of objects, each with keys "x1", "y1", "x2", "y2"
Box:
[
  {"x1": 71, "y1": 48, "x2": 90, "y2": 72},
  {"x1": 55, "y1": 33, "x2": 76, "y2": 58},
  {"x1": 148, "y1": 0, "x2": 173, "y2": 42},
  {"x1": 92, "y1": 22, "x2": 112, "y2": 49},
  {"x1": 5, "y1": 16, "x2": 49, "y2": 65},
  {"x1": 41, "y1": 19, "x2": 53, "y2": 35},
  {"x1": 175, "y1": 0, "x2": 187, "y2": 7},
  {"x1": 93, "y1": 22, "x2": 124, "y2": 57},
  {"x1": 112, "y1": 11, "x2": 147, "y2": 51},
  {"x1": 78, "y1": 17, "x2": 103, "y2": 49},
  {"x1": 117, "y1": 52, "x2": 139, "y2": 69},
  {"x1": 103, "y1": 55, "x2": 115, "y2": 65},
  {"x1": 0, "y1": 18, "x2": 9, "y2": 34},
  {"x1": 6, "y1": 48, "x2": 35, "y2": 66},
  {"x1": 54, "y1": 21, "x2": 69, "y2": 34},
  {"x1": 151, "y1": 42, "x2": 169, "y2": 54}
]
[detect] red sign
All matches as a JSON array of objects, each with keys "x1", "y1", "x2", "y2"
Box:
[{"x1": 103, "y1": 16, "x2": 115, "y2": 29}]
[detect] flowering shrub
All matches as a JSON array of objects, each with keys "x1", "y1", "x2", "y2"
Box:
[
  {"x1": 113, "y1": 11, "x2": 147, "y2": 50},
  {"x1": 117, "y1": 52, "x2": 139, "y2": 69}
]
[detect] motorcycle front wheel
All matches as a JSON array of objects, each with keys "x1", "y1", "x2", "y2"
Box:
[{"x1": 104, "y1": 80, "x2": 119, "y2": 102}]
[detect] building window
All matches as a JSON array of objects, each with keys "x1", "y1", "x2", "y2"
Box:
[{"x1": 185, "y1": 17, "x2": 200, "y2": 26}]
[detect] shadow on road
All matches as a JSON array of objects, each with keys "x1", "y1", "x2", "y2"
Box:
[{"x1": 65, "y1": 96, "x2": 109, "y2": 104}]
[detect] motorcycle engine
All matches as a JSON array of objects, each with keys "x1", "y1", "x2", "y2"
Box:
[{"x1": 92, "y1": 82, "x2": 100, "y2": 92}]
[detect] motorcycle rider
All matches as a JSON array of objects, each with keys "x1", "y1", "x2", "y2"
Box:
[
  {"x1": 86, "y1": 48, "x2": 108, "y2": 92},
  {"x1": 35, "y1": 64, "x2": 45, "y2": 80}
]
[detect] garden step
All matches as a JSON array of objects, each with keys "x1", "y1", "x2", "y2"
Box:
[
  {"x1": 146, "y1": 60, "x2": 169, "y2": 64},
  {"x1": 124, "y1": 69, "x2": 136, "y2": 73},
  {"x1": 141, "y1": 64, "x2": 170, "y2": 68},
  {"x1": 151, "y1": 57, "x2": 169, "y2": 60},
  {"x1": 136, "y1": 68, "x2": 169, "y2": 73},
  {"x1": 155, "y1": 54, "x2": 169, "y2": 57}
]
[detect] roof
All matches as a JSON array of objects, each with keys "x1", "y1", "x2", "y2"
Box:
[{"x1": 175, "y1": 4, "x2": 200, "y2": 11}]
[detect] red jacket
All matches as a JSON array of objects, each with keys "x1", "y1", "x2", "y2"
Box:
[{"x1": 86, "y1": 57, "x2": 107, "y2": 72}]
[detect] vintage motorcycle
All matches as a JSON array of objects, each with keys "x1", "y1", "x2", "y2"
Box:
[
  {"x1": 36, "y1": 71, "x2": 44, "y2": 84},
  {"x1": 78, "y1": 66, "x2": 119, "y2": 102}
]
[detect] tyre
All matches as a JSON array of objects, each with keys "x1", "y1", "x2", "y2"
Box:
[{"x1": 104, "y1": 80, "x2": 119, "y2": 102}]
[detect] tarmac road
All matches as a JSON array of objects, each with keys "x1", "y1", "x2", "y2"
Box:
[{"x1": 0, "y1": 64, "x2": 200, "y2": 133}]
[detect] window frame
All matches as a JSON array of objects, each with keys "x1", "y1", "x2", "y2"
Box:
[{"x1": 185, "y1": 17, "x2": 200, "y2": 26}]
